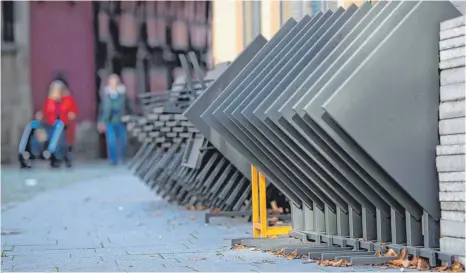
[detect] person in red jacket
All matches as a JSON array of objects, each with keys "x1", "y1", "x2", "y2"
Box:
[
  {"x1": 36, "y1": 80, "x2": 78, "y2": 167},
  {"x1": 60, "y1": 85, "x2": 78, "y2": 167}
]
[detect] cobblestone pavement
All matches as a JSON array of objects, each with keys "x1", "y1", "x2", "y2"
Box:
[
  {"x1": 1, "y1": 167, "x2": 410, "y2": 272},
  {"x1": 1, "y1": 161, "x2": 125, "y2": 210}
]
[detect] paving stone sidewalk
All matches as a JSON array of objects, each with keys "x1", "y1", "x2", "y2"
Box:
[{"x1": 1, "y1": 168, "x2": 408, "y2": 272}]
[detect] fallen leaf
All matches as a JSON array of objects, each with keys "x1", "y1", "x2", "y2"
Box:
[
  {"x1": 1, "y1": 230, "x2": 21, "y2": 236},
  {"x1": 416, "y1": 258, "x2": 429, "y2": 271},
  {"x1": 195, "y1": 205, "x2": 207, "y2": 211},
  {"x1": 189, "y1": 257, "x2": 206, "y2": 261},
  {"x1": 434, "y1": 265, "x2": 449, "y2": 272},
  {"x1": 231, "y1": 244, "x2": 247, "y2": 250},
  {"x1": 452, "y1": 260, "x2": 465, "y2": 272},
  {"x1": 317, "y1": 259, "x2": 350, "y2": 267},
  {"x1": 402, "y1": 260, "x2": 411, "y2": 268},
  {"x1": 185, "y1": 205, "x2": 195, "y2": 211},
  {"x1": 210, "y1": 208, "x2": 222, "y2": 213},
  {"x1": 334, "y1": 259, "x2": 351, "y2": 267},
  {"x1": 375, "y1": 249, "x2": 382, "y2": 257},
  {"x1": 410, "y1": 256, "x2": 419, "y2": 266},
  {"x1": 189, "y1": 215, "x2": 197, "y2": 220},
  {"x1": 399, "y1": 248, "x2": 408, "y2": 261},
  {"x1": 152, "y1": 211, "x2": 163, "y2": 216},
  {"x1": 287, "y1": 250, "x2": 298, "y2": 260},
  {"x1": 385, "y1": 249, "x2": 398, "y2": 257}
]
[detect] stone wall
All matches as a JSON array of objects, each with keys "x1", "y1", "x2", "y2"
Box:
[
  {"x1": 1, "y1": 2, "x2": 33, "y2": 164},
  {"x1": 437, "y1": 15, "x2": 466, "y2": 261}
]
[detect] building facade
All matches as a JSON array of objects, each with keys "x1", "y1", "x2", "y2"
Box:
[{"x1": 1, "y1": 1, "x2": 212, "y2": 163}]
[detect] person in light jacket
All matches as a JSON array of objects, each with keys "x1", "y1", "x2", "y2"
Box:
[{"x1": 97, "y1": 74, "x2": 134, "y2": 165}]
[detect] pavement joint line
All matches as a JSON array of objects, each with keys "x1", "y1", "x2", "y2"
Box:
[
  {"x1": 185, "y1": 265, "x2": 199, "y2": 272},
  {"x1": 3, "y1": 243, "x2": 57, "y2": 247}
]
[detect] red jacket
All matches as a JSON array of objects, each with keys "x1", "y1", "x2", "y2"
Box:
[{"x1": 42, "y1": 95, "x2": 78, "y2": 144}]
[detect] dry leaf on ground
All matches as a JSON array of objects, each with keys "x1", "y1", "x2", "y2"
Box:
[
  {"x1": 452, "y1": 260, "x2": 465, "y2": 272},
  {"x1": 189, "y1": 257, "x2": 206, "y2": 261},
  {"x1": 231, "y1": 244, "x2": 246, "y2": 249},
  {"x1": 210, "y1": 208, "x2": 222, "y2": 213},
  {"x1": 317, "y1": 259, "x2": 350, "y2": 267},
  {"x1": 151, "y1": 211, "x2": 163, "y2": 216},
  {"x1": 376, "y1": 249, "x2": 382, "y2": 257},
  {"x1": 195, "y1": 205, "x2": 207, "y2": 211},
  {"x1": 286, "y1": 250, "x2": 298, "y2": 260},
  {"x1": 416, "y1": 258, "x2": 429, "y2": 271},
  {"x1": 185, "y1": 205, "x2": 195, "y2": 211},
  {"x1": 385, "y1": 249, "x2": 398, "y2": 257},
  {"x1": 189, "y1": 215, "x2": 197, "y2": 220}
]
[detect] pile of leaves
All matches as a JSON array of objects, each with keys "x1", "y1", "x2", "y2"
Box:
[
  {"x1": 267, "y1": 201, "x2": 286, "y2": 226},
  {"x1": 376, "y1": 248, "x2": 465, "y2": 272},
  {"x1": 269, "y1": 249, "x2": 301, "y2": 260},
  {"x1": 231, "y1": 244, "x2": 247, "y2": 250},
  {"x1": 316, "y1": 259, "x2": 351, "y2": 267},
  {"x1": 228, "y1": 241, "x2": 464, "y2": 272},
  {"x1": 434, "y1": 260, "x2": 465, "y2": 272}
]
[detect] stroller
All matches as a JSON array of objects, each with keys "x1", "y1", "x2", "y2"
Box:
[{"x1": 18, "y1": 119, "x2": 67, "y2": 168}]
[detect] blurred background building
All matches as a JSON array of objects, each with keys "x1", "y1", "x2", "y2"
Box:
[{"x1": 2, "y1": 0, "x2": 464, "y2": 163}]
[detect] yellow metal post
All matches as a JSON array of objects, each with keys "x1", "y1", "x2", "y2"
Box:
[
  {"x1": 251, "y1": 165, "x2": 260, "y2": 237},
  {"x1": 259, "y1": 171, "x2": 268, "y2": 237},
  {"x1": 250, "y1": 165, "x2": 292, "y2": 238}
]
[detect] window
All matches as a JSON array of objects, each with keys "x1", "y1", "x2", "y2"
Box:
[
  {"x1": 243, "y1": 0, "x2": 261, "y2": 47},
  {"x1": 2, "y1": 1, "x2": 15, "y2": 43}
]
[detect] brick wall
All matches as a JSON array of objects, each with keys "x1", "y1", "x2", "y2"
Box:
[{"x1": 436, "y1": 15, "x2": 466, "y2": 261}]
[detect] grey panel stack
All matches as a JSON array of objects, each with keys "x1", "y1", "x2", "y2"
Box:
[
  {"x1": 128, "y1": 50, "x2": 291, "y2": 216},
  {"x1": 126, "y1": 56, "x2": 250, "y2": 212},
  {"x1": 187, "y1": 0, "x2": 463, "y2": 266},
  {"x1": 436, "y1": 15, "x2": 466, "y2": 263}
]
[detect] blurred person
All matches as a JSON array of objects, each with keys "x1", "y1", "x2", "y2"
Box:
[
  {"x1": 49, "y1": 73, "x2": 78, "y2": 167},
  {"x1": 35, "y1": 80, "x2": 76, "y2": 167},
  {"x1": 97, "y1": 74, "x2": 133, "y2": 165},
  {"x1": 60, "y1": 84, "x2": 79, "y2": 167}
]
